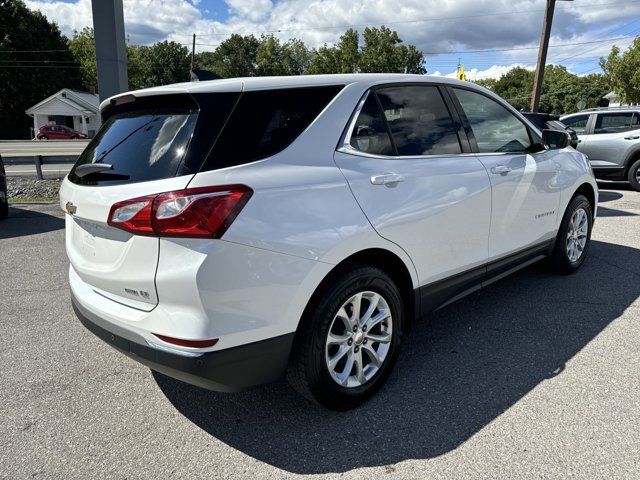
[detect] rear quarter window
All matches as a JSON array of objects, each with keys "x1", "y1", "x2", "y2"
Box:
[{"x1": 200, "y1": 85, "x2": 343, "y2": 171}]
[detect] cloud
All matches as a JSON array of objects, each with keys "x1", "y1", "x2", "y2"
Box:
[
  {"x1": 23, "y1": 0, "x2": 640, "y2": 76},
  {"x1": 226, "y1": 0, "x2": 273, "y2": 22},
  {"x1": 25, "y1": 0, "x2": 640, "y2": 48},
  {"x1": 432, "y1": 64, "x2": 534, "y2": 80}
]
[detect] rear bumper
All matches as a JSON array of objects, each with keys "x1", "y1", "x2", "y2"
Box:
[{"x1": 72, "y1": 292, "x2": 295, "y2": 392}]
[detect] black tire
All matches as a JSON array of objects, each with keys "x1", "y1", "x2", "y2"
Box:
[
  {"x1": 287, "y1": 265, "x2": 404, "y2": 410},
  {"x1": 39, "y1": 136, "x2": 48, "y2": 140},
  {"x1": 549, "y1": 194, "x2": 593, "y2": 274},
  {"x1": 0, "y1": 197, "x2": 7, "y2": 221},
  {"x1": 627, "y1": 158, "x2": 640, "y2": 192}
]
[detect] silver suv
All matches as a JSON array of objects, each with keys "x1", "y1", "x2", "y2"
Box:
[{"x1": 561, "y1": 108, "x2": 640, "y2": 191}]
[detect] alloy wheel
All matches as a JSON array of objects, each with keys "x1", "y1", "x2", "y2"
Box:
[
  {"x1": 325, "y1": 291, "x2": 393, "y2": 388},
  {"x1": 566, "y1": 207, "x2": 589, "y2": 263}
]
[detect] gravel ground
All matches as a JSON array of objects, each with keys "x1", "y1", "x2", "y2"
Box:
[
  {"x1": 1, "y1": 181, "x2": 639, "y2": 479},
  {"x1": 6, "y1": 177, "x2": 61, "y2": 200}
]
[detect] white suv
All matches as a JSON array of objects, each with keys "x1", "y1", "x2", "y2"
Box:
[{"x1": 61, "y1": 74, "x2": 597, "y2": 410}]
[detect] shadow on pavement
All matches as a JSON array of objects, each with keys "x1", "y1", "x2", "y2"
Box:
[
  {"x1": 0, "y1": 205, "x2": 64, "y2": 239},
  {"x1": 154, "y1": 240, "x2": 640, "y2": 474},
  {"x1": 597, "y1": 190, "x2": 623, "y2": 203},
  {"x1": 596, "y1": 206, "x2": 638, "y2": 217}
]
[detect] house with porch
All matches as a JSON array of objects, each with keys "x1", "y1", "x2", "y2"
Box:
[{"x1": 26, "y1": 89, "x2": 101, "y2": 138}]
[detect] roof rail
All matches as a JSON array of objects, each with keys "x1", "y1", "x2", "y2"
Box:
[{"x1": 581, "y1": 105, "x2": 640, "y2": 112}]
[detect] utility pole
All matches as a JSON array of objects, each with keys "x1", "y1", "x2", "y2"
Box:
[
  {"x1": 530, "y1": 0, "x2": 573, "y2": 112},
  {"x1": 190, "y1": 33, "x2": 196, "y2": 80},
  {"x1": 91, "y1": 0, "x2": 128, "y2": 101}
]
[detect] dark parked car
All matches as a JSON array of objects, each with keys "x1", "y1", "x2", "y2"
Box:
[
  {"x1": 0, "y1": 154, "x2": 7, "y2": 220},
  {"x1": 522, "y1": 112, "x2": 579, "y2": 149},
  {"x1": 35, "y1": 124, "x2": 87, "y2": 140}
]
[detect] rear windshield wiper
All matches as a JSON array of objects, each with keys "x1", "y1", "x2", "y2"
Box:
[{"x1": 74, "y1": 163, "x2": 114, "y2": 178}]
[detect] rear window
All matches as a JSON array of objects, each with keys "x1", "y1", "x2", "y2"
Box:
[
  {"x1": 200, "y1": 85, "x2": 343, "y2": 171},
  {"x1": 69, "y1": 93, "x2": 239, "y2": 186}
]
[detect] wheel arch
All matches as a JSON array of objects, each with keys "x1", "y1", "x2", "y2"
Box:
[
  {"x1": 574, "y1": 182, "x2": 596, "y2": 210},
  {"x1": 624, "y1": 147, "x2": 640, "y2": 174},
  {"x1": 298, "y1": 248, "x2": 418, "y2": 335}
]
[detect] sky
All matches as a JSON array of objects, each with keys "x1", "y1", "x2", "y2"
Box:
[{"x1": 24, "y1": 0, "x2": 640, "y2": 80}]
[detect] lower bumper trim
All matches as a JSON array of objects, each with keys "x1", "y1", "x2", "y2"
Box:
[{"x1": 72, "y1": 293, "x2": 295, "y2": 392}]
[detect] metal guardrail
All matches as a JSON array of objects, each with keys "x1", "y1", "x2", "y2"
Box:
[
  {"x1": 0, "y1": 140, "x2": 88, "y2": 180},
  {"x1": 0, "y1": 140, "x2": 88, "y2": 158}
]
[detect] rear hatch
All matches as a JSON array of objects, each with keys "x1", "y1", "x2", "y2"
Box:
[{"x1": 61, "y1": 92, "x2": 240, "y2": 310}]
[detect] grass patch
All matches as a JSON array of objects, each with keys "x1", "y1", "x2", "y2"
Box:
[{"x1": 9, "y1": 197, "x2": 58, "y2": 204}]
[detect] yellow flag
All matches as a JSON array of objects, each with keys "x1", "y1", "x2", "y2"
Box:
[{"x1": 457, "y1": 65, "x2": 467, "y2": 81}]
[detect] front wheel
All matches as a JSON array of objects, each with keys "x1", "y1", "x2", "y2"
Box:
[
  {"x1": 287, "y1": 266, "x2": 404, "y2": 410},
  {"x1": 549, "y1": 194, "x2": 593, "y2": 274},
  {"x1": 628, "y1": 159, "x2": 640, "y2": 192}
]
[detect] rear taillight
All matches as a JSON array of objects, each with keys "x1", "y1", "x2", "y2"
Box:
[{"x1": 107, "y1": 185, "x2": 252, "y2": 238}]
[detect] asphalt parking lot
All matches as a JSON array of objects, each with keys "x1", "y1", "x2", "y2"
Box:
[{"x1": 1, "y1": 183, "x2": 639, "y2": 479}]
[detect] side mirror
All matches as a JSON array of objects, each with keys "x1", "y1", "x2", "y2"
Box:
[{"x1": 542, "y1": 129, "x2": 570, "y2": 150}]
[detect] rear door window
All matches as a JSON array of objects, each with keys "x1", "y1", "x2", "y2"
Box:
[
  {"x1": 376, "y1": 86, "x2": 462, "y2": 156},
  {"x1": 201, "y1": 86, "x2": 343, "y2": 171},
  {"x1": 349, "y1": 93, "x2": 394, "y2": 156}
]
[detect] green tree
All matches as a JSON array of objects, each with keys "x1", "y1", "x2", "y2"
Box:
[
  {"x1": 0, "y1": 0, "x2": 82, "y2": 139},
  {"x1": 256, "y1": 35, "x2": 285, "y2": 76},
  {"x1": 360, "y1": 26, "x2": 425, "y2": 74},
  {"x1": 281, "y1": 38, "x2": 312, "y2": 75},
  {"x1": 473, "y1": 78, "x2": 497, "y2": 90},
  {"x1": 489, "y1": 65, "x2": 608, "y2": 114},
  {"x1": 194, "y1": 34, "x2": 259, "y2": 78},
  {"x1": 491, "y1": 67, "x2": 534, "y2": 110},
  {"x1": 308, "y1": 27, "x2": 425, "y2": 74},
  {"x1": 600, "y1": 37, "x2": 640, "y2": 104},
  {"x1": 126, "y1": 44, "x2": 149, "y2": 90},
  {"x1": 137, "y1": 41, "x2": 190, "y2": 87},
  {"x1": 68, "y1": 26, "x2": 97, "y2": 88}
]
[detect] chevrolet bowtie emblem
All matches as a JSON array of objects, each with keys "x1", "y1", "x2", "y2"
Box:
[{"x1": 65, "y1": 201, "x2": 77, "y2": 215}]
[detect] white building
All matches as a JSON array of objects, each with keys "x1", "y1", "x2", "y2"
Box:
[
  {"x1": 604, "y1": 91, "x2": 639, "y2": 108},
  {"x1": 26, "y1": 89, "x2": 101, "y2": 138}
]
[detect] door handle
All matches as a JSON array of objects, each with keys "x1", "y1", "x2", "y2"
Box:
[
  {"x1": 490, "y1": 165, "x2": 512, "y2": 176},
  {"x1": 624, "y1": 136, "x2": 639, "y2": 140},
  {"x1": 370, "y1": 173, "x2": 405, "y2": 185}
]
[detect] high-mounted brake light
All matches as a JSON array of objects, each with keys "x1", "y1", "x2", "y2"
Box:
[{"x1": 107, "y1": 185, "x2": 252, "y2": 238}]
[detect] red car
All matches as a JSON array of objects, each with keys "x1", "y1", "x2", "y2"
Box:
[{"x1": 36, "y1": 125, "x2": 87, "y2": 140}]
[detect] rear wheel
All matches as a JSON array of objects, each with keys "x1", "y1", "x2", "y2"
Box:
[
  {"x1": 287, "y1": 266, "x2": 404, "y2": 410},
  {"x1": 39, "y1": 135, "x2": 48, "y2": 140},
  {"x1": 549, "y1": 194, "x2": 593, "y2": 274},
  {"x1": 0, "y1": 194, "x2": 8, "y2": 220},
  {"x1": 628, "y1": 159, "x2": 640, "y2": 192}
]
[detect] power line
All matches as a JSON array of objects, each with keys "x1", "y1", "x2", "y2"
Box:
[
  {"x1": 424, "y1": 34, "x2": 638, "y2": 56},
  {"x1": 549, "y1": 19, "x2": 640, "y2": 64}
]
